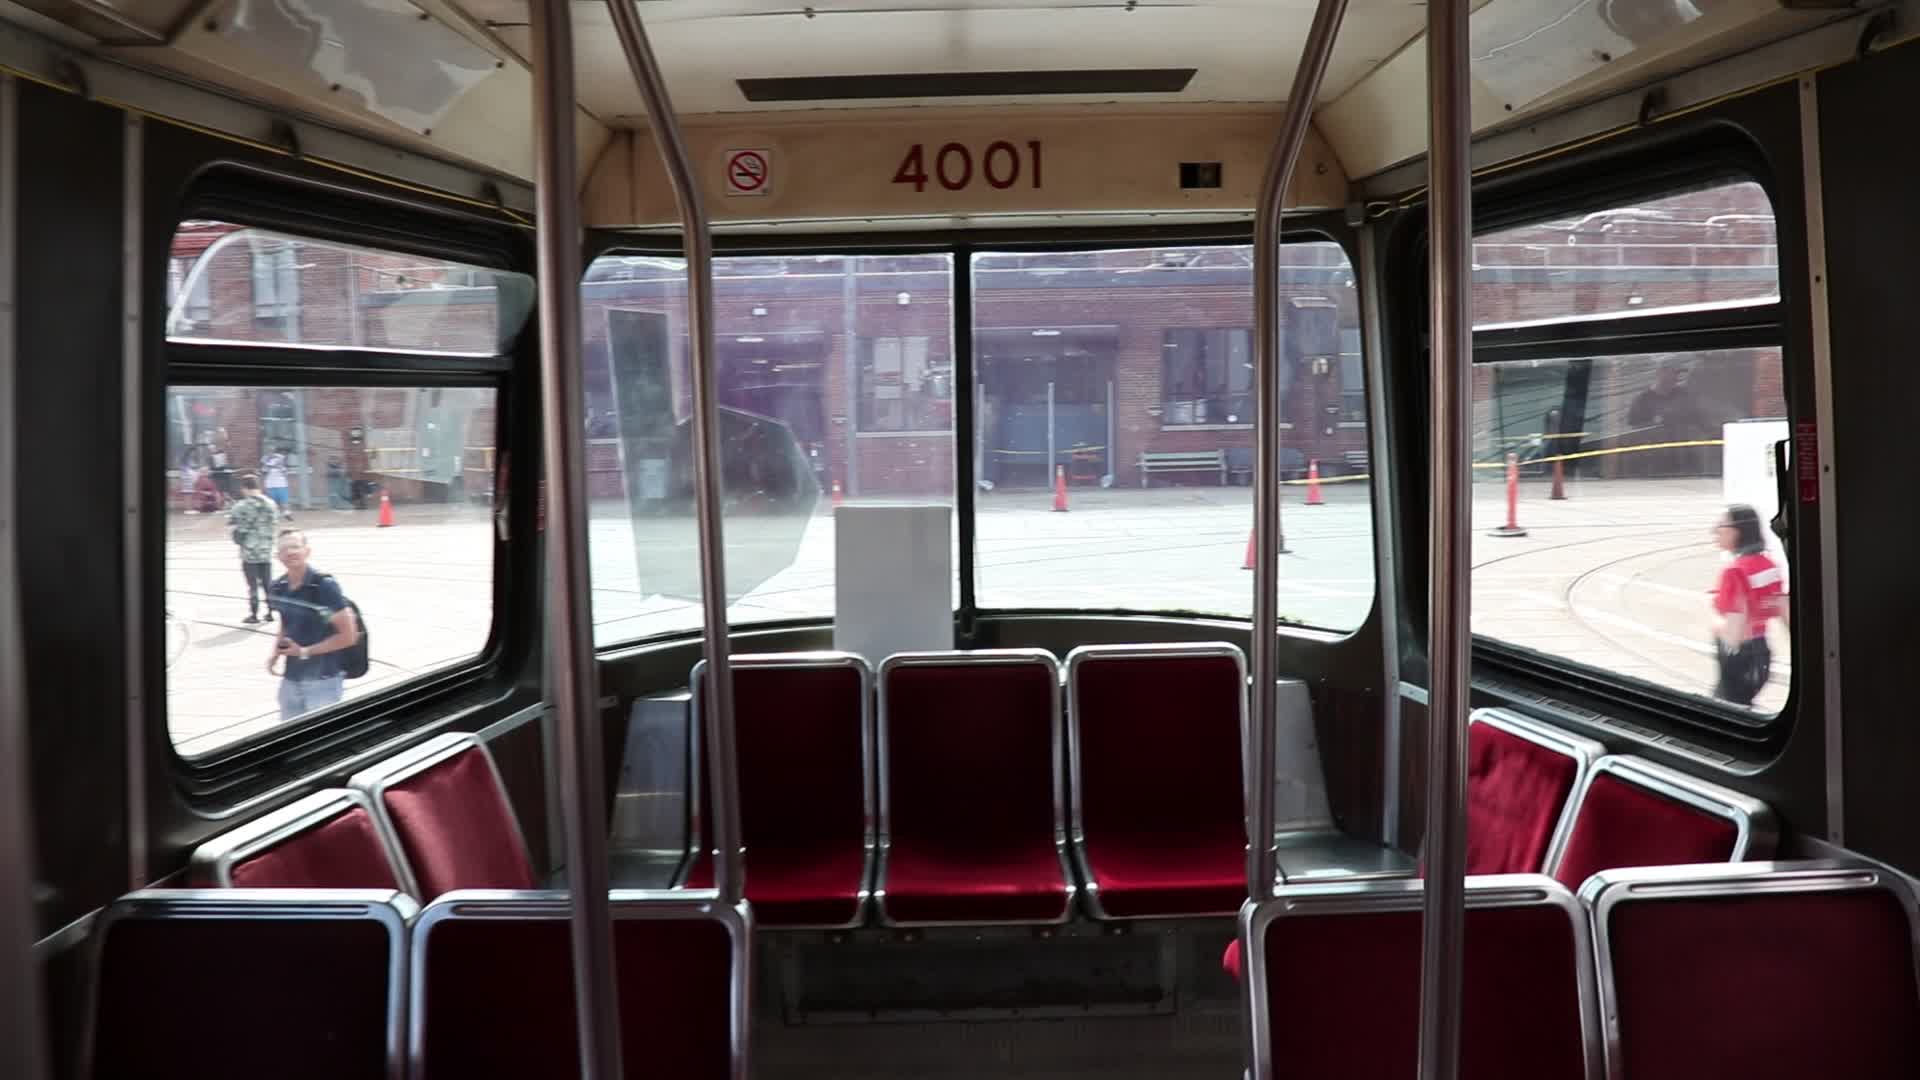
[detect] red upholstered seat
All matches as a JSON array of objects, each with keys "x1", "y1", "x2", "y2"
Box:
[
  {"x1": 1221, "y1": 938, "x2": 1243, "y2": 980},
  {"x1": 190, "y1": 789, "x2": 410, "y2": 891},
  {"x1": 88, "y1": 890, "x2": 410, "y2": 1080},
  {"x1": 1592, "y1": 864, "x2": 1920, "y2": 1080},
  {"x1": 1069, "y1": 646, "x2": 1247, "y2": 918},
  {"x1": 684, "y1": 844, "x2": 866, "y2": 926},
  {"x1": 359, "y1": 737, "x2": 537, "y2": 900},
  {"x1": 1552, "y1": 770, "x2": 1740, "y2": 891},
  {"x1": 685, "y1": 656, "x2": 871, "y2": 927},
  {"x1": 413, "y1": 893, "x2": 743, "y2": 1080},
  {"x1": 1083, "y1": 834, "x2": 1246, "y2": 918},
  {"x1": 1250, "y1": 878, "x2": 1593, "y2": 1080},
  {"x1": 883, "y1": 843, "x2": 1074, "y2": 923},
  {"x1": 878, "y1": 652, "x2": 1073, "y2": 925},
  {"x1": 229, "y1": 805, "x2": 402, "y2": 890},
  {"x1": 1465, "y1": 719, "x2": 1580, "y2": 875}
]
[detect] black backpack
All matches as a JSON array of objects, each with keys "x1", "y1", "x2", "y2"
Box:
[{"x1": 338, "y1": 595, "x2": 370, "y2": 679}]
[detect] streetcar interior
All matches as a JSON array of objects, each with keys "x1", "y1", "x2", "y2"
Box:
[{"x1": 5, "y1": 0, "x2": 1920, "y2": 1077}]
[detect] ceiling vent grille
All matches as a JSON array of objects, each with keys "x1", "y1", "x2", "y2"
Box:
[{"x1": 737, "y1": 69, "x2": 1196, "y2": 102}]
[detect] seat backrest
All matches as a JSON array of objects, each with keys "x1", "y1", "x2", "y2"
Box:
[
  {"x1": 1242, "y1": 874, "x2": 1600, "y2": 1080},
  {"x1": 1067, "y1": 642, "x2": 1246, "y2": 851},
  {"x1": 878, "y1": 650, "x2": 1064, "y2": 863},
  {"x1": 410, "y1": 890, "x2": 749, "y2": 1080},
  {"x1": 83, "y1": 889, "x2": 415, "y2": 1080},
  {"x1": 189, "y1": 788, "x2": 416, "y2": 893},
  {"x1": 1584, "y1": 861, "x2": 1920, "y2": 1080},
  {"x1": 1466, "y1": 710, "x2": 1603, "y2": 876},
  {"x1": 1551, "y1": 755, "x2": 1773, "y2": 890},
  {"x1": 349, "y1": 732, "x2": 536, "y2": 900},
  {"x1": 690, "y1": 651, "x2": 872, "y2": 860}
]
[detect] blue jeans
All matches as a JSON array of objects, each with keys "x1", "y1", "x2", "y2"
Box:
[{"x1": 279, "y1": 672, "x2": 344, "y2": 721}]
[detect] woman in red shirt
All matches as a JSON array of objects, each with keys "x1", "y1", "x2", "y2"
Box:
[{"x1": 1711, "y1": 503, "x2": 1784, "y2": 706}]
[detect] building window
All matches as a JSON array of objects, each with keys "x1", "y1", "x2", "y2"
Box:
[
  {"x1": 1161, "y1": 328, "x2": 1251, "y2": 426},
  {"x1": 1339, "y1": 329, "x2": 1366, "y2": 423},
  {"x1": 858, "y1": 335, "x2": 952, "y2": 433},
  {"x1": 251, "y1": 244, "x2": 301, "y2": 321},
  {"x1": 167, "y1": 256, "x2": 212, "y2": 326}
]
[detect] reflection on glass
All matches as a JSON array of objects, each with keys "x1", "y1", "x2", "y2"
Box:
[
  {"x1": 166, "y1": 221, "x2": 533, "y2": 353},
  {"x1": 582, "y1": 254, "x2": 958, "y2": 645},
  {"x1": 1468, "y1": 349, "x2": 1791, "y2": 717},
  {"x1": 164, "y1": 385, "x2": 498, "y2": 755},
  {"x1": 1472, "y1": 181, "x2": 1779, "y2": 327},
  {"x1": 971, "y1": 243, "x2": 1375, "y2": 630}
]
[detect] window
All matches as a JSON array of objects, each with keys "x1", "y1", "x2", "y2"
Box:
[
  {"x1": 972, "y1": 242, "x2": 1374, "y2": 630},
  {"x1": 858, "y1": 336, "x2": 951, "y2": 432},
  {"x1": 167, "y1": 256, "x2": 212, "y2": 325},
  {"x1": 252, "y1": 244, "x2": 301, "y2": 322},
  {"x1": 164, "y1": 384, "x2": 499, "y2": 757},
  {"x1": 1162, "y1": 328, "x2": 1251, "y2": 426},
  {"x1": 1339, "y1": 330, "x2": 1366, "y2": 424},
  {"x1": 581, "y1": 252, "x2": 956, "y2": 646},
  {"x1": 164, "y1": 221, "x2": 522, "y2": 758},
  {"x1": 169, "y1": 221, "x2": 533, "y2": 353},
  {"x1": 1469, "y1": 180, "x2": 1790, "y2": 720}
]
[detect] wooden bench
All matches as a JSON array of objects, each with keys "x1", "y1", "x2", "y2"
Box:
[{"x1": 1137, "y1": 450, "x2": 1226, "y2": 487}]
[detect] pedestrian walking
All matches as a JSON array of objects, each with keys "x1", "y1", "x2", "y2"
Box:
[
  {"x1": 227, "y1": 473, "x2": 279, "y2": 624},
  {"x1": 1709, "y1": 503, "x2": 1784, "y2": 706},
  {"x1": 266, "y1": 529, "x2": 359, "y2": 722},
  {"x1": 261, "y1": 446, "x2": 292, "y2": 520}
]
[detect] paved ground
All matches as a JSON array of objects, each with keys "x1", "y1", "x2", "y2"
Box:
[{"x1": 165, "y1": 475, "x2": 1787, "y2": 754}]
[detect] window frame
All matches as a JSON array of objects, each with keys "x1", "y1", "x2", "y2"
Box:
[
  {"x1": 1465, "y1": 169, "x2": 1796, "y2": 740},
  {"x1": 582, "y1": 220, "x2": 1377, "y2": 649},
  {"x1": 159, "y1": 176, "x2": 532, "y2": 800}
]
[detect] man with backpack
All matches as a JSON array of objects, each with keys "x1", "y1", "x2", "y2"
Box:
[{"x1": 265, "y1": 528, "x2": 365, "y2": 722}]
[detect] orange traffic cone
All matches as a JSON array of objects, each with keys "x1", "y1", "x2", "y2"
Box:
[
  {"x1": 1305, "y1": 458, "x2": 1324, "y2": 506},
  {"x1": 1052, "y1": 465, "x2": 1069, "y2": 513},
  {"x1": 377, "y1": 488, "x2": 395, "y2": 528},
  {"x1": 831, "y1": 480, "x2": 844, "y2": 508},
  {"x1": 1243, "y1": 529, "x2": 1256, "y2": 571}
]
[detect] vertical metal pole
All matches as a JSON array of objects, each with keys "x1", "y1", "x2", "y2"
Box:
[
  {"x1": 1418, "y1": 0, "x2": 1473, "y2": 1071},
  {"x1": 121, "y1": 113, "x2": 149, "y2": 891},
  {"x1": 605, "y1": 0, "x2": 741, "y2": 905},
  {"x1": 841, "y1": 256, "x2": 859, "y2": 498},
  {"x1": 1248, "y1": 0, "x2": 1351, "y2": 903},
  {"x1": 0, "y1": 73, "x2": 50, "y2": 1080},
  {"x1": 527, "y1": 2, "x2": 625, "y2": 1078},
  {"x1": 1046, "y1": 381, "x2": 1056, "y2": 478},
  {"x1": 1105, "y1": 379, "x2": 1116, "y2": 486}
]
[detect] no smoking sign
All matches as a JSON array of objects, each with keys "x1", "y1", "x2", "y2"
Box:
[{"x1": 723, "y1": 148, "x2": 772, "y2": 197}]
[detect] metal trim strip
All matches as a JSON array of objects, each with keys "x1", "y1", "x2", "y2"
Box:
[{"x1": 1798, "y1": 74, "x2": 1844, "y2": 845}]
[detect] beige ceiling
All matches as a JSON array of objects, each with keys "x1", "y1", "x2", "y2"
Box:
[{"x1": 467, "y1": 0, "x2": 1432, "y2": 121}]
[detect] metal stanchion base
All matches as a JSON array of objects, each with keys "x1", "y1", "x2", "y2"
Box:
[{"x1": 1488, "y1": 525, "x2": 1528, "y2": 537}]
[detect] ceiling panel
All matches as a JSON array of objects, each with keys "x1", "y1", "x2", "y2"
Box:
[{"x1": 473, "y1": 0, "x2": 1426, "y2": 119}]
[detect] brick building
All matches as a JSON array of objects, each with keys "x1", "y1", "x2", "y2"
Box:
[{"x1": 166, "y1": 187, "x2": 1783, "y2": 507}]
